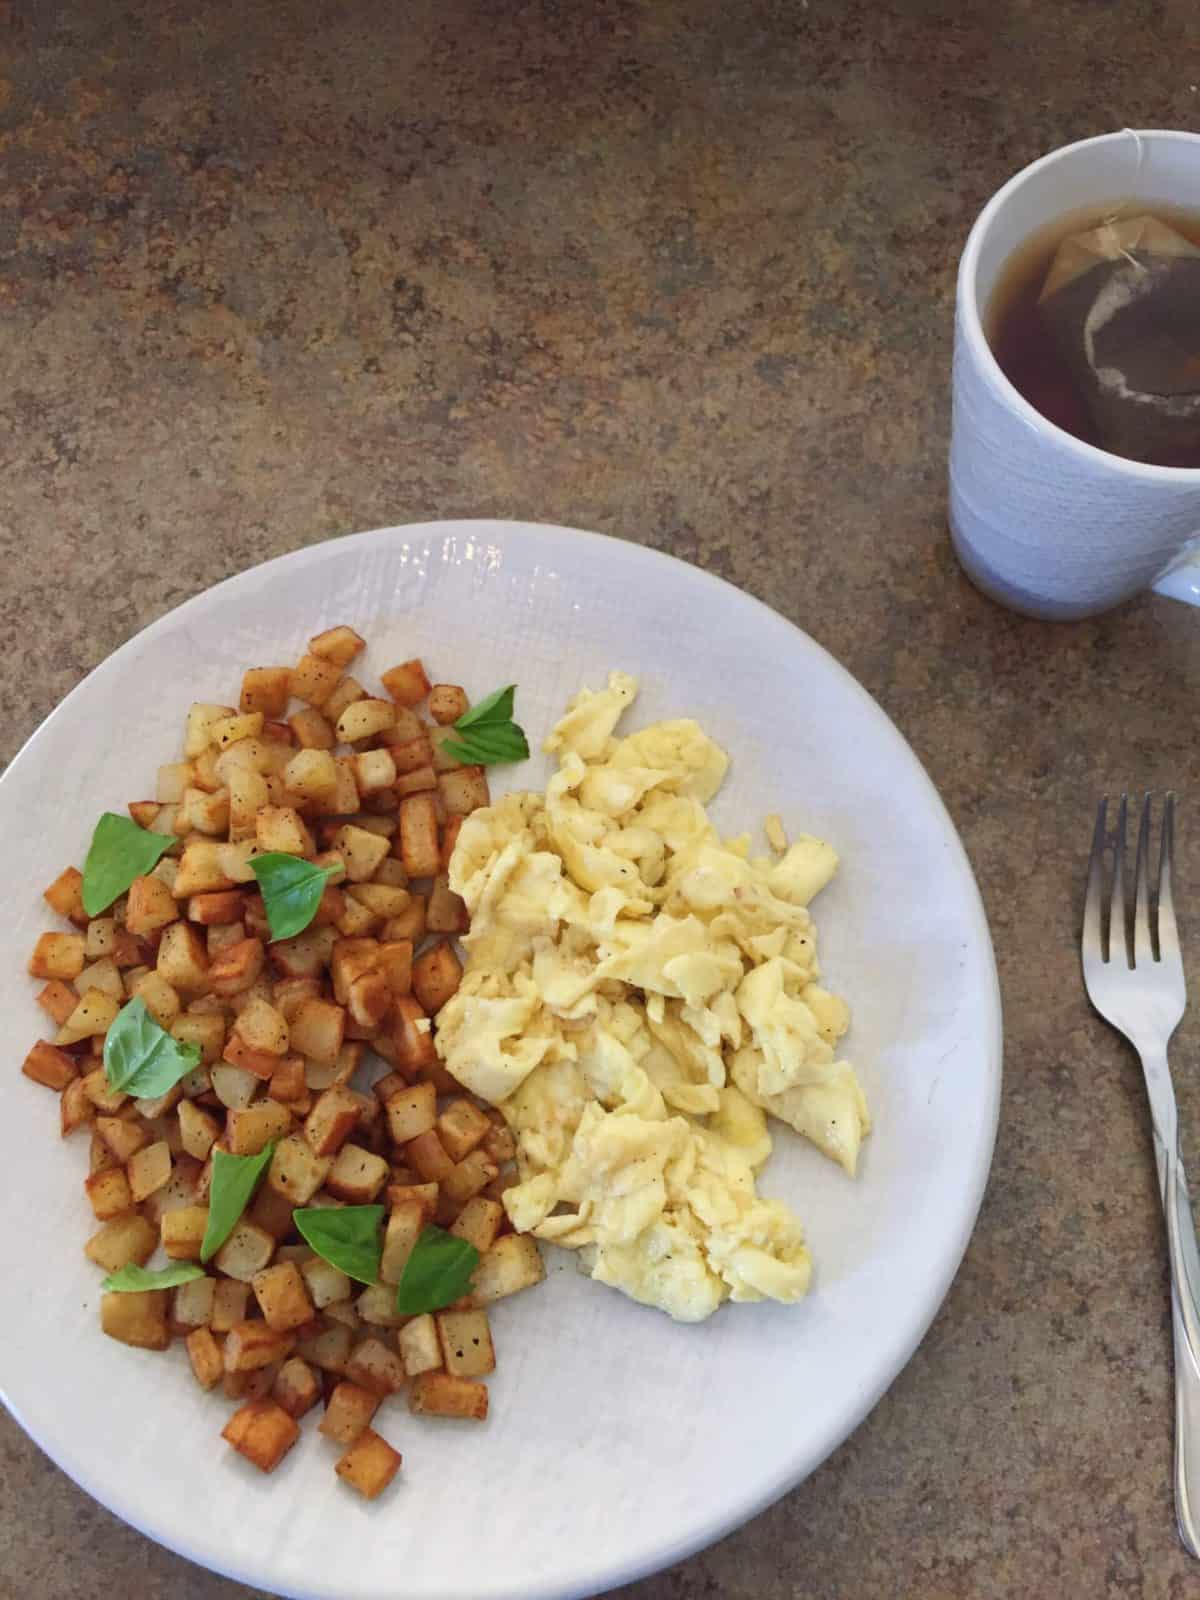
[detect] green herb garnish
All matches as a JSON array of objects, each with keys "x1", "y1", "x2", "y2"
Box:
[
  {"x1": 82, "y1": 812, "x2": 176, "y2": 917},
  {"x1": 104, "y1": 997, "x2": 201, "y2": 1098},
  {"x1": 294, "y1": 1204, "x2": 384, "y2": 1286},
  {"x1": 250, "y1": 853, "x2": 337, "y2": 941},
  {"x1": 200, "y1": 1142, "x2": 277, "y2": 1263},
  {"x1": 101, "y1": 1261, "x2": 206, "y2": 1293},
  {"x1": 443, "y1": 684, "x2": 530, "y2": 767},
  {"x1": 394, "y1": 1224, "x2": 480, "y2": 1315}
]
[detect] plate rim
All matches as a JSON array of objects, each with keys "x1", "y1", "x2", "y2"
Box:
[{"x1": 0, "y1": 519, "x2": 1003, "y2": 1600}]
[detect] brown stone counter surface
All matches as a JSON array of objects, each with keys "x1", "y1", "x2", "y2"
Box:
[{"x1": 2, "y1": 1, "x2": 1199, "y2": 1595}]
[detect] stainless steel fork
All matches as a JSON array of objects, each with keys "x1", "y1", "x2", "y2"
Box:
[{"x1": 1083, "y1": 792, "x2": 1200, "y2": 1556}]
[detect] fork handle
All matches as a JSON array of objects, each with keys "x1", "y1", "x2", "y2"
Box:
[{"x1": 1155, "y1": 1134, "x2": 1200, "y2": 1557}]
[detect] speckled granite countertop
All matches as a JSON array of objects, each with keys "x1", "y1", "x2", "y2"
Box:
[{"x1": 3, "y1": 2, "x2": 1200, "y2": 1595}]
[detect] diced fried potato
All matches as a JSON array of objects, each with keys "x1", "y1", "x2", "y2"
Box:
[
  {"x1": 94, "y1": 1113, "x2": 148, "y2": 1165},
  {"x1": 226, "y1": 1100, "x2": 293, "y2": 1156},
  {"x1": 249, "y1": 1177, "x2": 299, "y2": 1240},
  {"x1": 300, "y1": 1256, "x2": 352, "y2": 1311},
  {"x1": 326, "y1": 1143, "x2": 389, "y2": 1204},
  {"x1": 155, "y1": 921, "x2": 210, "y2": 996},
  {"x1": 223, "y1": 1319, "x2": 296, "y2": 1373},
  {"x1": 22, "y1": 1039, "x2": 79, "y2": 1091},
  {"x1": 428, "y1": 726, "x2": 465, "y2": 772},
  {"x1": 303, "y1": 1084, "x2": 360, "y2": 1157},
  {"x1": 60, "y1": 1075, "x2": 94, "y2": 1135},
  {"x1": 291, "y1": 998, "x2": 346, "y2": 1069},
  {"x1": 185, "y1": 703, "x2": 235, "y2": 758},
  {"x1": 381, "y1": 659, "x2": 431, "y2": 706},
  {"x1": 186, "y1": 1326, "x2": 223, "y2": 1390},
  {"x1": 394, "y1": 765, "x2": 438, "y2": 797},
  {"x1": 240, "y1": 667, "x2": 292, "y2": 717},
  {"x1": 208, "y1": 1277, "x2": 250, "y2": 1333},
  {"x1": 283, "y1": 748, "x2": 338, "y2": 802},
  {"x1": 252, "y1": 1261, "x2": 316, "y2": 1332},
  {"x1": 177, "y1": 1099, "x2": 221, "y2": 1161},
  {"x1": 156, "y1": 761, "x2": 194, "y2": 803},
  {"x1": 309, "y1": 624, "x2": 365, "y2": 667},
  {"x1": 128, "y1": 801, "x2": 161, "y2": 828},
  {"x1": 268, "y1": 1054, "x2": 308, "y2": 1105},
  {"x1": 335, "y1": 1427, "x2": 402, "y2": 1499},
  {"x1": 44, "y1": 865, "x2": 88, "y2": 927},
  {"x1": 346, "y1": 1336, "x2": 407, "y2": 1396},
  {"x1": 355, "y1": 1282, "x2": 406, "y2": 1328},
  {"x1": 37, "y1": 978, "x2": 80, "y2": 1027},
  {"x1": 330, "y1": 824, "x2": 390, "y2": 884},
  {"x1": 225, "y1": 764, "x2": 270, "y2": 843},
  {"x1": 323, "y1": 675, "x2": 366, "y2": 724},
  {"x1": 347, "y1": 883, "x2": 410, "y2": 921},
  {"x1": 398, "y1": 1313, "x2": 442, "y2": 1377},
  {"x1": 386, "y1": 1182, "x2": 439, "y2": 1220},
  {"x1": 383, "y1": 897, "x2": 426, "y2": 942},
  {"x1": 84, "y1": 1213, "x2": 158, "y2": 1273},
  {"x1": 210, "y1": 711, "x2": 265, "y2": 750},
  {"x1": 426, "y1": 874, "x2": 469, "y2": 934},
  {"x1": 288, "y1": 706, "x2": 335, "y2": 750},
  {"x1": 101, "y1": 1289, "x2": 170, "y2": 1351},
  {"x1": 408, "y1": 1370, "x2": 488, "y2": 1421},
  {"x1": 85, "y1": 1163, "x2": 133, "y2": 1222},
  {"x1": 222, "y1": 1397, "x2": 300, "y2": 1473},
  {"x1": 179, "y1": 785, "x2": 231, "y2": 836},
  {"x1": 335, "y1": 698, "x2": 396, "y2": 744},
  {"x1": 273, "y1": 1356, "x2": 321, "y2": 1419},
  {"x1": 210, "y1": 1062, "x2": 260, "y2": 1110},
  {"x1": 256, "y1": 805, "x2": 314, "y2": 857},
  {"x1": 392, "y1": 995, "x2": 438, "y2": 1074},
  {"x1": 440, "y1": 816, "x2": 463, "y2": 872},
  {"x1": 209, "y1": 937, "x2": 265, "y2": 997},
  {"x1": 186, "y1": 890, "x2": 245, "y2": 927},
  {"x1": 296, "y1": 1321, "x2": 353, "y2": 1374},
  {"x1": 28, "y1": 931, "x2": 86, "y2": 980},
  {"x1": 379, "y1": 1199, "x2": 424, "y2": 1285},
  {"x1": 389, "y1": 735, "x2": 434, "y2": 776},
  {"x1": 353, "y1": 748, "x2": 397, "y2": 795},
  {"x1": 81, "y1": 1068, "x2": 127, "y2": 1115},
  {"x1": 471, "y1": 1233, "x2": 546, "y2": 1303},
  {"x1": 397, "y1": 793, "x2": 439, "y2": 878},
  {"x1": 323, "y1": 1299, "x2": 362, "y2": 1333},
  {"x1": 406, "y1": 1129, "x2": 455, "y2": 1185},
  {"x1": 436, "y1": 1099, "x2": 492, "y2": 1162},
  {"x1": 307, "y1": 757, "x2": 360, "y2": 819},
  {"x1": 448, "y1": 1196, "x2": 505, "y2": 1254},
  {"x1": 437, "y1": 766, "x2": 490, "y2": 817},
  {"x1": 481, "y1": 1119, "x2": 517, "y2": 1164},
  {"x1": 319, "y1": 1379, "x2": 381, "y2": 1443},
  {"x1": 161, "y1": 1204, "x2": 210, "y2": 1260},
  {"x1": 270, "y1": 925, "x2": 336, "y2": 981},
  {"x1": 385, "y1": 1082, "x2": 436, "y2": 1145},
  {"x1": 376, "y1": 940, "x2": 413, "y2": 998},
  {"x1": 442, "y1": 1149, "x2": 499, "y2": 1206},
  {"x1": 412, "y1": 941, "x2": 463, "y2": 1016},
  {"x1": 173, "y1": 841, "x2": 236, "y2": 898},
  {"x1": 267, "y1": 1134, "x2": 333, "y2": 1205},
  {"x1": 171, "y1": 1274, "x2": 217, "y2": 1331},
  {"x1": 125, "y1": 971, "x2": 180, "y2": 1030},
  {"x1": 428, "y1": 684, "x2": 469, "y2": 725},
  {"x1": 437, "y1": 1308, "x2": 496, "y2": 1377},
  {"x1": 236, "y1": 995, "x2": 289, "y2": 1055},
  {"x1": 214, "y1": 1220, "x2": 277, "y2": 1282}
]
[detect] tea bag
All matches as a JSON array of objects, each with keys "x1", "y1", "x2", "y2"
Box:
[{"x1": 1037, "y1": 214, "x2": 1200, "y2": 464}]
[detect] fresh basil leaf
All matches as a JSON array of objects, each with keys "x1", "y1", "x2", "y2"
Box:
[
  {"x1": 444, "y1": 722, "x2": 530, "y2": 767},
  {"x1": 82, "y1": 812, "x2": 176, "y2": 917},
  {"x1": 294, "y1": 1205, "x2": 384, "y2": 1286},
  {"x1": 250, "y1": 853, "x2": 336, "y2": 941},
  {"x1": 101, "y1": 1261, "x2": 206, "y2": 1293},
  {"x1": 104, "y1": 997, "x2": 201, "y2": 1098},
  {"x1": 455, "y1": 684, "x2": 515, "y2": 730},
  {"x1": 395, "y1": 1224, "x2": 480, "y2": 1316},
  {"x1": 201, "y1": 1142, "x2": 277, "y2": 1263}
]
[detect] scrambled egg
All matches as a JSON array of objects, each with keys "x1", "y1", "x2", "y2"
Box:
[{"x1": 436, "y1": 672, "x2": 870, "y2": 1322}]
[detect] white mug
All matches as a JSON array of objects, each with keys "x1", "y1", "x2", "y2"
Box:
[{"x1": 949, "y1": 129, "x2": 1200, "y2": 619}]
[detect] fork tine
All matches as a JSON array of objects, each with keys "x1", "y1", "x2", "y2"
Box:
[
  {"x1": 1134, "y1": 793, "x2": 1154, "y2": 965},
  {"x1": 1084, "y1": 796, "x2": 1109, "y2": 960},
  {"x1": 1111, "y1": 793, "x2": 1129, "y2": 967},
  {"x1": 1160, "y1": 791, "x2": 1180, "y2": 962}
]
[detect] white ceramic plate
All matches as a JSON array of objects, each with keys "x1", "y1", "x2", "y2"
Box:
[{"x1": 0, "y1": 522, "x2": 1001, "y2": 1600}]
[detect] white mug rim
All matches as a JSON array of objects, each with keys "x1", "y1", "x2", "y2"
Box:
[{"x1": 958, "y1": 127, "x2": 1200, "y2": 484}]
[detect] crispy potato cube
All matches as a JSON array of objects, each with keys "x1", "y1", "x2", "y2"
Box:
[
  {"x1": 353, "y1": 748, "x2": 397, "y2": 795},
  {"x1": 268, "y1": 1134, "x2": 333, "y2": 1205},
  {"x1": 437, "y1": 1308, "x2": 495, "y2": 1377},
  {"x1": 174, "y1": 841, "x2": 235, "y2": 898},
  {"x1": 125, "y1": 973, "x2": 180, "y2": 1032},
  {"x1": 335, "y1": 1427, "x2": 402, "y2": 1499},
  {"x1": 397, "y1": 794, "x2": 439, "y2": 878},
  {"x1": 389, "y1": 735, "x2": 434, "y2": 777},
  {"x1": 95, "y1": 1113, "x2": 149, "y2": 1165},
  {"x1": 330, "y1": 824, "x2": 390, "y2": 883},
  {"x1": 186, "y1": 1326, "x2": 223, "y2": 1390},
  {"x1": 224, "y1": 764, "x2": 269, "y2": 844},
  {"x1": 210, "y1": 711, "x2": 265, "y2": 750},
  {"x1": 408, "y1": 1370, "x2": 488, "y2": 1420},
  {"x1": 346, "y1": 1336, "x2": 407, "y2": 1396},
  {"x1": 381, "y1": 659, "x2": 430, "y2": 706},
  {"x1": 270, "y1": 925, "x2": 336, "y2": 981},
  {"x1": 222, "y1": 1365, "x2": 280, "y2": 1403},
  {"x1": 209, "y1": 1278, "x2": 250, "y2": 1333},
  {"x1": 330, "y1": 937, "x2": 381, "y2": 1004},
  {"x1": 412, "y1": 942, "x2": 463, "y2": 1017},
  {"x1": 301, "y1": 1256, "x2": 352, "y2": 1311},
  {"x1": 272, "y1": 1356, "x2": 321, "y2": 1419},
  {"x1": 256, "y1": 805, "x2": 314, "y2": 857},
  {"x1": 84, "y1": 1213, "x2": 157, "y2": 1273},
  {"x1": 436, "y1": 1099, "x2": 492, "y2": 1163},
  {"x1": 386, "y1": 1182, "x2": 440, "y2": 1220},
  {"x1": 406, "y1": 1130, "x2": 455, "y2": 1185},
  {"x1": 471, "y1": 1233, "x2": 546, "y2": 1303},
  {"x1": 283, "y1": 747, "x2": 338, "y2": 801},
  {"x1": 171, "y1": 1274, "x2": 217, "y2": 1331},
  {"x1": 383, "y1": 898, "x2": 426, "y2": 943},
  {"x1": 306, "y1": 757, "x2": 360, "y2": 819},
  {"x1": 344, "y1": 971, "x2": 389, "y2": 1031},
  {"x1": 44, "y1": 865, "x2": 88, "y2": 927},
  {"x1": 379, "y1": 1199, "x2": 424, "y2": 1285},
  {"x1": 428, "y1": 684, "x2": 469, "y2": 725},
  {"x1": 440, "y1": 816, "x2": 464, "y2": 872},
  {"x1": 156, "y1": 761, "x2": 193, "y2": 805},
  {"x1": 319, "y1": 1379, "x2": 381, "y2": 1443},
  {"x1": 437, "y1": 766, "x2": 490, "y2": 817},
  {"x1": 303, "y1": 1084, "x2": 360, "y2": 1157},
  {"x1": 309, "y1": 624, "x2": 365, "y2": 667},
  {"x1": 161, "y1": 1204, "x2": 210, "y2": 1260},
  {"x1": 428, "y1": 725, "x2": 465, "y2": 772},
  {"x1": 253, "y1": 1262, "x2": 316, "y2": 1332},
  {"x1": 377, "y1": 940, "x2": 413, "y2": 997},
  {"x1": 222, "y1": 1397, "x2": 299, "y2": 1473},
  {"x1": 326, "y1": 1143, "x2": 389, "y2": 1204},
  {"x1": 322, "y1": 675, "x2": 366, "y2": 723},
  {"x1": 323, "y1": 1299, "x2": 362, "y2": 1333},
  {"x1": 60, "y1": 1075, "x2": 94, "y2": 1136},
  {"x1": 335, "y1": 698, "x2": 396, "y2": 744},
  {"x1": 184, "y1": 702, "x2": 235, "y2": 757},
  {"x1": 127, "y1": 800, "x2": 161, "y2": 828},
  {"x1": 75, "y1": 957, "x2": 123, "y2": 1003},
  {"x1": 332, "y1": 894, "x2": 379, "y2": 939},
  {"x1": 178, "y1": 1099, "x2": 222, "y2": 1161},
  {"x1": 442, "y1": 1149, "x2": 499, "y2": 1207},
  {"x1": 223, "y1": 1319, "x2": 296, "y2": 1373},
  {"x1": 179, "y1": 785, "x2": 231, "y2": 836},
  {"x1": 394, "y1": 765, "x2": 437, "y2": 797},
  {"x1": 210, "y1": 1062, "x2": 260, "y2": 1110},
  {"x1": 354, "y1": 1282, "x2": 406, "y2": 1328},
  {"x1": 398, "y1": 1313, "x2": 442, "y2": 1377},
  {"x1": 86, "y1": 917, "x2": 119, "y2": 959},
  {"x1": 240, "y1": 667, "x2": 292, "y2": 717},
  {"x1": 288, "y1": 705, "x2": 335, "y2": 750},
  {"x1": 37, "y1": 978, "x2": 80, "y2": 1027},
  {"x1": 155, "y1": 920, "x2": 210, "y2": 996},
  {"x1": 291, "y1": 998, "x2": 346, "y2": 1070},
  {"x1": 249, "y1": 1178, "x2": 299, "y2": 1240},
  {"x1": 226, "y1": 1101, "x2": 293, "y2": 1157},
  {"x1": 236, "y1": 996, "x2": 289, "y2": 1055},
  {"x1": 101, "y1": 1289, "x2": 170, "y2": 1351},
  {"x1": 85, "y1": 1165, "x2": 133, "y2": 1221},
  {"x1": 392, "y1": 996, "x2": 438, "y2": 1074},
  {"x1": 347, "y1": 882, "x2": 410, "y2": 920},
  {"x1": 187, "y1": 889, "x2": 245, "y2": 926},
  {"x1": 23, "y1": 1039, "x2": 79, "y2": 1091},
  {"x1": 385, "y1": 1082, "x2": 436, "y2": 1145},
  {"x1": 214, "y1": 1220, "x2": 277, "y2": 1282},
  {"x1": 481, "y1": 1120, "x2": 517, "y2": 1164},
  {"x1": 448, "y1": 1196, "x2": 505, "y2": 1254},
  {"x1": 81, "y1": 1068, "x2": 127, "y2": 1116},
  {"x1": 268, "y1": 1054, "x2": 308, "y2": 1104},
  {"x1": 209, "y1": 937, "x2": 265, "y2": 997},
  {"x1": 127, "y1": 1141, "x2": 173, "y2": 1204},
  {"x1": 272, "y1": 975, "x2": 322, "y2": 1018},
  {"x1": 296, "y1": 1321, "x2": 353, "y2": 1374},
  {"x1": 28, "y1": 931, "x2": 86, "y2": 981},
  {"x1": 427, "y1": 874, "x2": 469, "y2": 934}
]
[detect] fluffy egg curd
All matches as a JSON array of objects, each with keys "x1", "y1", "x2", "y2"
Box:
[{"x1": 435, "y1": 672, "x2": 870, "y2": 1322}]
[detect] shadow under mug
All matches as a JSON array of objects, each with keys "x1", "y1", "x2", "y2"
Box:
[{"x1": 949, "y1": 129, "x2": 1200, "y2": 620}]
